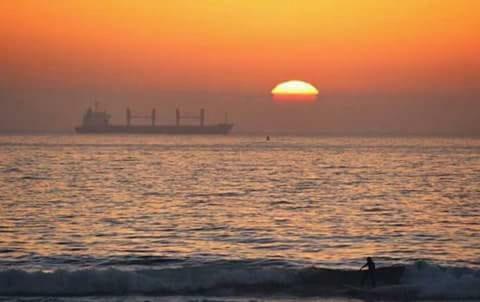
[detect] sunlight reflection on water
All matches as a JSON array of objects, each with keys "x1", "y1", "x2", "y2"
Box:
[{"x1": 0, "y1": 135, "x2": 479, "y2": 270}]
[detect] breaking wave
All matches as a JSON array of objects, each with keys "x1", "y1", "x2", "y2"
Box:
[
  {"x1": 401, "y1": 261, "x2": 480, "y2": 299},
  {"x1": 0, "y1": 261, "x2": 478, "y2": 299}
]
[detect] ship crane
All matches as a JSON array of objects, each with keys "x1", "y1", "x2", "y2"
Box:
[
  {"x1": 126, "y1": 108, "x2": 156, "y2": 126},
  {"x1": 176, "y1": 108, "x2": 205, "y2": 127}
]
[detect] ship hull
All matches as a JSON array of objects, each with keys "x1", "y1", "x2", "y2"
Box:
[{"x1": 75, "y1": 124, "x2": 234, "y2": 135}]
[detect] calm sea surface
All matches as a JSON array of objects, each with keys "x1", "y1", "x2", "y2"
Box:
[{"x1": 0, "y1": 135, "x2": 479, "y2": 299}]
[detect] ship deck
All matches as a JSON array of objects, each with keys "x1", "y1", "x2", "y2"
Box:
[{"x1": 75, "y1": 124, "x2": 234, "y2": 135}]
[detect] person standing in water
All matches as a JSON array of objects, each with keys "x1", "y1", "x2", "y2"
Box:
[{"x1": 360, "y1": 257, "x2": 376, "y2": 288}]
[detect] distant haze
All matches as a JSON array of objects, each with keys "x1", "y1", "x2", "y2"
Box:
[{"x1": 1, "y1": 1, "x2": 479, "y2": 134}]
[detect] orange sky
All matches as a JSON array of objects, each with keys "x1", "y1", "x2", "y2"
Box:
[{"x1": 1, "y1": 0, "x2": 479, "y2": 133}]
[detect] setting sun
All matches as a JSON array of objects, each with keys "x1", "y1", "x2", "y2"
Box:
[{"x1": 272, "y1": 80, "x2": 319, "y2": 102}]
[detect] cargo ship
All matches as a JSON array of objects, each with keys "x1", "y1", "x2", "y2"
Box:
[{"x1": 75, "y1": 105, "x2": 233, "y2": 135}]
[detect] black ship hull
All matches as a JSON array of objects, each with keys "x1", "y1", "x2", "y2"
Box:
[{"x1": 75, "y1": 124, "x2": 234, "y2": 135}]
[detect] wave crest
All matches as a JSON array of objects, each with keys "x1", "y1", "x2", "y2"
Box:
[{"x1": 0, "y1": 262, "x2": 478, "y2": 299}]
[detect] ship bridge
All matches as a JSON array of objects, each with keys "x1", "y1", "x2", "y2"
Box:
[{"x1": 82, "y1": 107, "x2": 111, "y2": 128}]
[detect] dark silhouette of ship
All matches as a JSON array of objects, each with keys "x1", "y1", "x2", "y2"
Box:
[{"x1": 75, "y1": 104, "x2": 233, "y2": 135}]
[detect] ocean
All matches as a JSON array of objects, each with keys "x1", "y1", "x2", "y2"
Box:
[{"x1": 0, "y1": 134, "x2": 479, "y2": 301}]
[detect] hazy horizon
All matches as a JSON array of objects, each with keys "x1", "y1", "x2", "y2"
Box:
[{"x1": 1, "y1": 1, "x2": 479, "y2": 134}]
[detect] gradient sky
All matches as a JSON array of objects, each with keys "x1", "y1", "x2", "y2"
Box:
[{"x1": 1, "y1": 0, "x2": 479, "y2": 134}]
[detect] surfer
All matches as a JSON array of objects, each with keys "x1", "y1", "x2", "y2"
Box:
[{"x1": 360, "y1": 257, "x2": 376, "y2": 288}]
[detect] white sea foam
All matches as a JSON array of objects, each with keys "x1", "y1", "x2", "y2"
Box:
[{"x1": 402, "y1": 262, "x2": 480, "y2": 299}]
